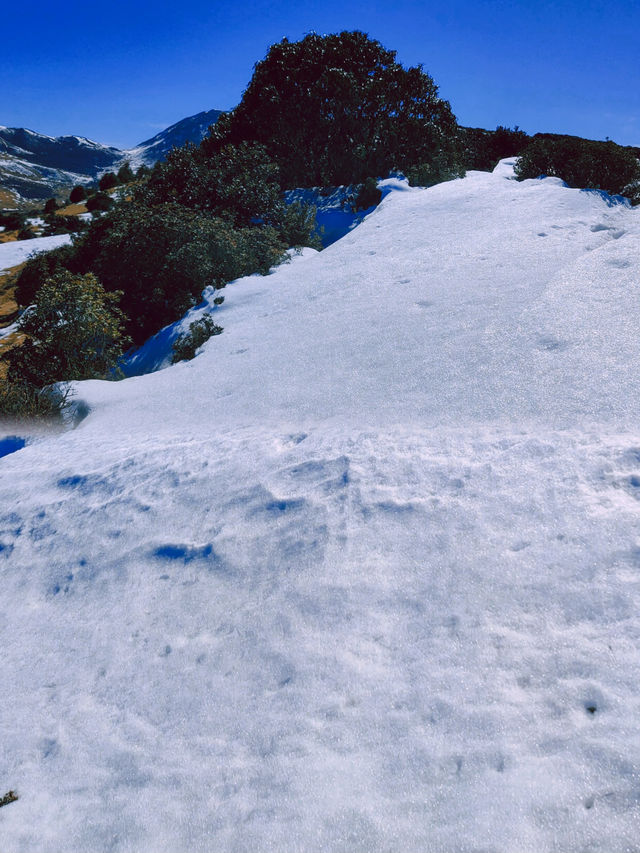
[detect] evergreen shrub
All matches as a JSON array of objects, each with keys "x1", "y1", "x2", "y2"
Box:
[
  {"x1": 171, "y1": 314, "x2": 223, "y2": 363},
  {"x1": 74, "y1": 203, "x2": 287, "y2": 342},
  {"x1": 99, "y1": 172, "x2": 119, "y2": 191},
  {"x1": 352, "y1": 177, "x2": 382, "y2": 211},
  {"x1": 6, "y1": 271, "x2": 130, "y2": 387},
  {"x1": 515, "y1": 136, "x2": 640, "y2": 201},
  {"x1": 86, "y1": 192, "x2": 114, "y2": 212},
  {"x1": 117, "y1": 162, "x2": 135, "y2": 184},
  {"x1": 15, "y1": 245, "x2": 79, "y2": 306},
  {"x1": 207, "y1": 31, "x2": 463, "y2": 187},
  {"x1": 0, "y1": 379, "x2": 70, "y2": 422},
  {"x1": 69, "y1": 185, "x2": 87, "y2": 203}
]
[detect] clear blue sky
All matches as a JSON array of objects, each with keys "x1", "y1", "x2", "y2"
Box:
[{"x1": 3, "y1": 0, "x2": 639, "y2": 149}]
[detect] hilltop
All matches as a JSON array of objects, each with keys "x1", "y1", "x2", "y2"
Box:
[{"x1": 1, "y1": 161, "x2": 639, "y2": 851}]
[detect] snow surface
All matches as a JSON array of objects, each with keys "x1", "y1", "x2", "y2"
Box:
[
  {"x1": 0, "y1": 234, "x2": 72, "y2": 274},
  {"x1": 2, "y1": 162, "x2": 640, "y2": 852}
]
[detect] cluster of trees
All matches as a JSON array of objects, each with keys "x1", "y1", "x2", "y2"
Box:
[
  {"x1": 461, "y1": 126, "x2": 531, "y2": 172},
  {"x1": 514, "y1": 135, "x2": 640, "y2": 202},
  {"x1": 205, "y1": 31, "x2": 465, "y2": 188}
]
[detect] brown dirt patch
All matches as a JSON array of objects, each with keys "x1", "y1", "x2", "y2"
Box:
[
  {"x1": 56, "y1": 202, "x2": 88, "y2": 216},
  {"x1": 0, "y1": 188, "x2": 19, "y2": 208},
  {"x1": 0, "y1": 263, "x2": 26, "y2": 381},
  {"x1": 0, "y1": 230, "x2": 18, "y2": 244},
  {"x1": 0, "y1": 262, "x2": 24, "y2": 324}
]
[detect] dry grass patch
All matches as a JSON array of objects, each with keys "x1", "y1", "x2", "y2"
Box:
[
  {"x1": 0, "y1": 188, "x2": 19, "y2": 207},
  {"x1": 0, "y1": 263, "x2": 24, "y2": 323},
  {"x1": 56, "y1": 202, "x2": 88, "y2": 216},
  {"x1": 0, "y1": 263, "x2": 25, "y2": 377}
]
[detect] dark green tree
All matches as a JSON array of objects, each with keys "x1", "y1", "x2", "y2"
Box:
[
  {"x1": 75, "y1": 203, "x2": 287, "y2": 342},
  {"x1": 138, "y1": 142, "x2": 282, "y2": 226},
  {"x1": 515, "y1": 136, "x2": 640, "y2": 201},
  {"x1": 69, "y1": 185, "x2": 87, "y2": 203},
  {"x1": 15, "y1": 244, "x2": 79, "y2": 306},
  {"x1": 171, "y1": 314, "x2": 223, "y2": 363},
  {"x1": 99, "y1": 172, "x2": 119, "y2": 191},
  {"x1": 0, "y1": 211, "x2": 24, "y2": 230},
  {"x1": 44, "y1": 198, "x2": 58, "y2": 214},
  {"x1": 209, "y1": 31, "x2": 462, "y2": 186},
  {"x1": 86, "y1": 192, "x2": 114, "y2": 212},
  {"x1": 117, "y1": 161, "x2": 135, "y2": 184}
]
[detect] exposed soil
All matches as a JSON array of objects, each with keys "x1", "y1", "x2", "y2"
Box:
[
  {"x1": 0, "y1": 263, "x2": 25, "y2": 379},
  {"x1": 56, "y1": 202, "x2": 88, "y2": 216}
]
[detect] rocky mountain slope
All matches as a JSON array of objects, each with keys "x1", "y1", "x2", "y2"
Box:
[{"x1": 0, "y1": 109, "x2": 221, "y2": 204}]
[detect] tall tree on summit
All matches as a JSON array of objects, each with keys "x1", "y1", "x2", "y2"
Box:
[{"x1": 207, "y1": 31, "x2": 462, "y2": 187}]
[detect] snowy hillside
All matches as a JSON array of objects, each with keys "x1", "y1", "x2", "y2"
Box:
[
  {"x1": 123, "y1": 109, "x2": 222, "y2": 169},
  {"x1": 2, "y1": 161, "x2": 640, "y2": 852},
  {"x1": 0, "y1": 111, "x2": 220, "y2": 202}
]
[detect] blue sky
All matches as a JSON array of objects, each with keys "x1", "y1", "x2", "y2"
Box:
[{"x1": 3, "y1": 0, "x2": 639, "y2": 148}]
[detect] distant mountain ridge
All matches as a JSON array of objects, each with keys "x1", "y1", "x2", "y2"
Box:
[
  {"x1": 126, "y1": 110, "x2": 222, "y2": 169},
  {"x1": 0, "y1": 109, "x2": 222, "y2": 204}
]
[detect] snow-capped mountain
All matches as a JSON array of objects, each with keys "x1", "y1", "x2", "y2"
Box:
[
  {"x1": 0, "y1": 109, "x2": 221, "y2": 203},
  {"x1": 124, "y1": 109, "x2": 222, "y2": 169},
  {"x1": 0, "y1": 127, "x2": 122, "y2": 174},
  {"x1": 1, "y1": 161, "x2": 640, "y2": 851}
]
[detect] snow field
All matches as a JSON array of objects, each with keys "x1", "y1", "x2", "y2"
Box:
[{"x1": 1, "y1": 161, "x2": 640, "y2": 851}]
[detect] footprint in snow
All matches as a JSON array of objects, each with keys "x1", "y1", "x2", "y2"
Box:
[{"x1": 536, "y1": 335, "x2": 569, "y2": 352}]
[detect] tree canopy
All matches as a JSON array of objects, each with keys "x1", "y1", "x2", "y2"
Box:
[
  {"x1": 515, "y1": 135, "x2": 640, "y2": 202},
  {"x1": 210, "y1": 31, "x2": 462, "y2": 187}
]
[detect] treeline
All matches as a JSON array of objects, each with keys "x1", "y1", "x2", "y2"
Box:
[{"x1": 514, "y1": 134, "x2": 640, "y2": 202}]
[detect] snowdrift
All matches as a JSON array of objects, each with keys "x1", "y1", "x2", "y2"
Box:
[{"x1": 2, "y1": 161, "x2": 640, "y2": 852}]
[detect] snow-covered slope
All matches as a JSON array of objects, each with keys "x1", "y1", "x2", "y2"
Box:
[
  {"x1": 2, "y1": 162, "x2": 640, "y2": 852},
  {"x1": 123, "y1": 109, "x2": 222, "y2": 169},
  {"x1": 0, "y1": 234, "x2": 72, "y2": 274},
  {"x1": 0, "y1": 127, "x2": 122, "y2": 175},
  {"x1": 0, "y1": 111, "x2": 221, "y2": 202}
]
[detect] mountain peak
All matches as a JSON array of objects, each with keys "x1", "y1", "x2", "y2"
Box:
[{"x1": 0, "y1": 110, "x2": 222, "y2": 202}]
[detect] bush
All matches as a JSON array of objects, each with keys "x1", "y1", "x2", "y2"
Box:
[
  {"x1": 138, "y1": 141, "x2": 283, "y2": 227},
  {"x1": 0, "y1": 211, "x2": 24, "y2": 231},
  {"x1": 14, "y1": 244, "x2": 79, "y2": 306},
  {"x1": 17, "y1": 226, "x2": 35, "y2": 240},
  {"x1": 209, "y1": 31, "x2": 462, "y2": 187},
  {"x1": 138, "y1": 141, "x2": 321, "y2": 247},
  {"x1": 461, "y1": 125, "x2": 530, "y2": 172},
  {"x1": 86, "y1": 192, "x2": 114, "y2": 212},
  {"x1": 75, "y1": 203, "x2": 287, "y2": 342},
  {"x1": 352, "y1": 177, "x2": 382, "y2": 211},
  {"x1": 276, "y1": 200, "x2": 323, "y2": 249},
  {"x1": 0, "y1": 379, "x2": 70, "y2": 422},
  {"x1": 6, "y1": 271, "x2": 130, "y2": 388},
  {"x1": 69, "y1": 185, "x2": 87, "y2": 203},
  {"x1": 117, "y1": 161, "x2": 135, "y2": 184},
  {"x1": 99, "y1": 172, "x2": 119, "y2": 191},
  {"x1": 171, "y1": 314, "x2": 223, "y2": 363},
  {"x1": 405, "y1": 151, "x2": 466, "y2": 187},
  {"x1": 514, "y1": 136, "x2": 640, "y2": 199},
  {"x1": 44, "y1": 198, "x2": 58, "y2": 214},
  {"x1": 42, "y1": 214, "x2": 88, "y2": 236}
]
